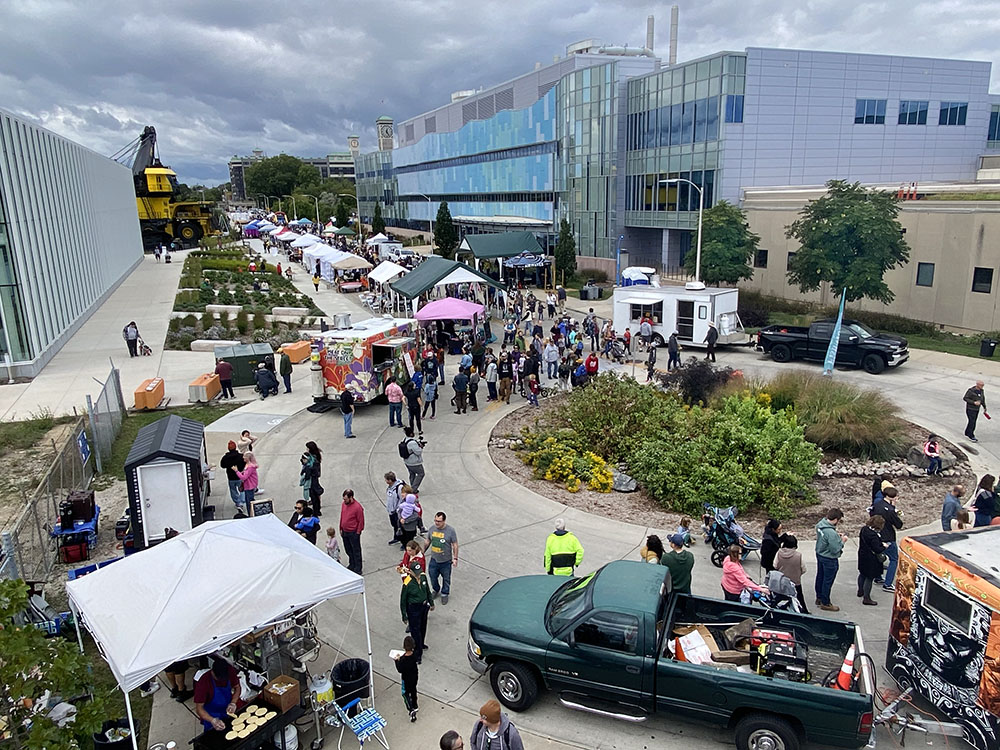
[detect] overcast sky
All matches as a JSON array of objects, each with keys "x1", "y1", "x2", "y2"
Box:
[{"x1": 3, "y1": 0, "x2": 999, "y2": 185}]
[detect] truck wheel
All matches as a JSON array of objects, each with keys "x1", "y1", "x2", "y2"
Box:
[
  {"x1": 652, "y1": 334, "x2": 664, "y2": 347},
  {"x1": 861, "y1": 354, "x2": 886, "y2": 374},
  {"x1": 178, "y1": 222, "x2": 202, "y2": 242},
  {"x1": 490, "y1": 660, "x2": 539, "y2": 712},
  {"x1": 770, "y1": 344, "x2": 792, "y2": 363},
  {"x1": 734, "y1": 713, "x2": 800, "y2": 750}
]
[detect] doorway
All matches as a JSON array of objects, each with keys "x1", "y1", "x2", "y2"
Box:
[{"x1": 677, "y1": 301, "x2": 694, "y2": 341}]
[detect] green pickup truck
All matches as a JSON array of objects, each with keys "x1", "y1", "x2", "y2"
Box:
[{"x1": 468, "y1": 561, "x2": 877, "y2": 750}]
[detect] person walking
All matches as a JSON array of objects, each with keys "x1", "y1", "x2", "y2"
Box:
[
  {"x1": 814, "y1": 507, "x2": 847, "y2": 611},
  {"x1": 645, "y1": 344, "x2": 657, "y2": 382},
  {"x1": 392, "y1": 636, "x2": 421, "y2": 722},
  {"x1": 704, "y1": 320, "x2": 718, "y2": 362},
  {"x1": 543, "y1": 339, "x2": 559, "y2": 379},
  {"x1": 235, "y1": 452, "x2": 259, "y2": 506},
  {"x1": 556, "y1": 284, "x2": 567, "y2": 314},
  {"x1": 721, "y1": 544, "x2": 767, "y2": 602},
  {"x1": 279, "y1": 350, "x2": 293, "y2": 393},
  {"x1": 398, "y1": 557, "x2": 433, "y2": 664},
  {"x1": 470, "y1": 700, "x2": 525, "y2": 750},
  {"x1": 404, "y1": 380, "x2": 423, "y2": 433},
  {"x1": 385, "y1": 471, "x2": 406, "y2": 546},
  {"x1": 214, "y1": 358, "x2": 235, "y2": 399},
  {"x1": 340, "y1": 388, "x2": 357, "y2": 438},
  {"x1": 639, "y1": 317, "x2": 653, "y2": 351},
  {"x1": 421, "y1": 375, "x2": 438, "y2": 420},
  {"x1": 452, "y1": 369, "x2": 469, "y2": 414},
  {"x1": 122, "y1": 321, "x2": 140, "y2": 357},
  {"x1": 339, "y1": 489, "x2": 365, "y2": 574},
  {"x1": 941, "y1": 485, "x2": 965, "y2": 531},
  {"x1": 401, "y1": 427, "x2": 425, "y2": 491},
  {"x1": 971, "y1": 474, "x2": 998, "y2": 527},
  {"x1": 543, "y1": 519, "x2": 584, "y2": 576},
  {"x1": 661, "y1": 534, "x2": 695, "y2": 594},
  {"x1": 300, "y1": 441, "x2": 324, "y2": 515},
  {"x1": 468, "y1": 366, "x2": 480, "y2": 412},
  {"x1": 546, "y1": 291, "x2": 556, "y2": 319},
  {"x1": 964, "y1": 380, "x2": 987, "y2": 441},
  {"x1": 497, "y1": 354, "x2": 512, "y2": 404},
  {"x1": 485, "y1": 358, "x2": 498, "y2": 401},
  {"x1": 386, "y1": 377, "x2": 404, "y2": 428},
  {"x1": 857, "y1": 516, "x2": 886, "y2": 606},
  {"x1": 667, "y1": 331, "x2": 681, "y2": 371},
  {"x1": 774, "y1": 535, "x2": 809, "y2": 614},
  {"x1": 424, "y1": 512, "x2": 458, "y2": 604},
  {"x1": 870, "y1": 487, "x2": 903, "y2": 592},
  {"x1": 220, "y1": 441, "x2": 246, "y2": 513}
]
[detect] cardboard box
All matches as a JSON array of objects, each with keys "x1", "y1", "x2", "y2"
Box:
[
  {"x1": 673, "y1": 624, "x2": 720, "y2": 664},
  {"x1": 263, "y1": 675, "x2": 300, "y2": 713},
  {"x1": 188, "y1": 373, "x2": 221, "y2": 403}
]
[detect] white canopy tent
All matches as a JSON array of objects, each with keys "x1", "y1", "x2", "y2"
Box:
[
  {"x1": 331, "y1": 254, "x2": 373, "y2": 271},
  {"x1": 364, "y1": 232, "x2": 389, "y2": 245},
  {"x1": 368, "y1": 260, "x2": 407, "y2": 285},
  {"x1": 291, "y1": 233, "x2": 320, "y2": 248},
  {"x1": 66, "y1": 516, "x2": 374, "y2": 750}
]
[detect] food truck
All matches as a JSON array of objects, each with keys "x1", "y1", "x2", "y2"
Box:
[
  {"x1": 611, "y1": 284, "x2": 749, "y2": 348},
  {"x1": 305, "y1": 314, "x2": 417, "y2": 405},
  {"x1": 886, "y1": 527, "x2": 1000, "y2": 750}
]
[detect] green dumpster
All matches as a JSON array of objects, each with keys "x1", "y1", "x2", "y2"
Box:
[{"x1": 214, "y1": 343, "x2": 274, "y2": 387}]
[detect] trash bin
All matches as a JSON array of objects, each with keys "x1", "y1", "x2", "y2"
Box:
[
  {"x1": 331, "y1": 658, "x2": 370, "y2": 716},
  {"x1": 93, "y1": 718, "x2": 133, "y2": 749},
  {"x1": 981, "y1": 339, "x2": 997, "y2": 357}
]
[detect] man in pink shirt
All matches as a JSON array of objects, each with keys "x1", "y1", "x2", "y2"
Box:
[{"x1": 386, "y1": 377, "x2": 404, "y2": 428}]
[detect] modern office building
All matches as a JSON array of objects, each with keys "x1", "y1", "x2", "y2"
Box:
[
  {"x1": 0, "y1": 108, "x2": 143, "y2": 377},
  {"x1": 228, "y1": 149, "x2": 355, "y2": 201},
  {"x1": 354, "y1": 29, "x2": 997, "y2": 276}
]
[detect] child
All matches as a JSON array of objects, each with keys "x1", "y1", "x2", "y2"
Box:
[
  {"x1": 393, "y1": 636, "x2": 420, "y2": 722},
  {"x1": 398, "y1": 493, "x2": 423, "y2": 544},
  {"x1": 527, "y1": 374, "x2": 540, "y2": 407},
  {"x1": 312, "y1": 273, "x2": 320, "y2": 291},
  {"x1": 623, "y1": 327, "x2": 632, "y2": 354},
  {"x1": 295, "y1": 507, "x2": 321, "y2": 545},
  {"x1": 676, "y1": 517, "x2": 692, "y2": 547},
  {"x1": 923, "y1": 434, "x2": 942, "y2": 475},
  {"x1": 325, "y1": 527, "x2": 341, "y2": 563}
]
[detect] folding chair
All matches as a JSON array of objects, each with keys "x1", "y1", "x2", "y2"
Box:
[{"x1": 329, "y1": 697, "x2": 388, "y2": 750}]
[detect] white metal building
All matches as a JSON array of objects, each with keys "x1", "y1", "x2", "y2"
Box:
[{"x1": 0, "y1": 108, "x2": 143, "y2": 377}]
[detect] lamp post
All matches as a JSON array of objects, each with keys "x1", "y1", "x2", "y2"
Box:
[
  {"x1": 268, "y1": 195, "x2": 282, "y2": 213},
  {"x1": 284, "y1": 195, "x2": 297, "y2": 220},
  {"x1": 309, "y1": 195, "x2": 320, "y2": 226},
  {"x1": 338, "y1": 193, "x2": 359, "y2": 239},
  {"x1": 415, "y1": 192, "x2": 434, "y2": 250},
  {"x1": 256, "y1": 195, "x2": 268, "y2": 210},
  {"x1": 659, "y1": 178, "x2": 705, "y2": 290},
  {"x1": 614, "y1": 234, "x2": 625, "y2": 286}
]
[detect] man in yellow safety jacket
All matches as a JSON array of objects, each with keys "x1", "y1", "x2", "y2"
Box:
[{"x1": 544, "y1": 519, "x2": 584, "y2": 576}]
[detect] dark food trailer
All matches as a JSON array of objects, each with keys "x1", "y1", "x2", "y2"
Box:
[{"x1": 124, "y1": 415, "x2": 210, "y2": 550}]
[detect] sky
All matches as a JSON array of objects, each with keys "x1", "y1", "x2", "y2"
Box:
[{"x1": 2, "y1": 0, "x2": 1000, "y2": 186}]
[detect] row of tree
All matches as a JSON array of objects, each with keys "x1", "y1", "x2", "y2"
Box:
[{"x1": 244, "y1": 154, "x2": 357, "y2": 224}]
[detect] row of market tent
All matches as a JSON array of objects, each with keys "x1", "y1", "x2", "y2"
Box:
[{"x1": 242, "y1": 219, "x2": 356, "y2": 240}]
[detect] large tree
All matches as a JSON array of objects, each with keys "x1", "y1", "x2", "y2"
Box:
[
  {"x1": 554, "y1": 218, "x2": 576, "y2": 278},
  {"x1": 372, "y1": 202, "x2": 386, "y2": 235},
  {"x1": 682, "y1": 200, "x2": 759, "y2": 285},
  {"x1": 785, "y1": 180, "x2": 910, "y2": 303},
  {"x1": 244, "y1": 154, "x2": 305, "y2": 199},
  {"x1": 0, "y1": 579, "x2": 105, "y2": 748},
  {"x1": 434, "y1": 201, "x2": 459, "y2": 259},
  {"x1": 334, "y1": 199, "x2": 350, "y2": 229}
]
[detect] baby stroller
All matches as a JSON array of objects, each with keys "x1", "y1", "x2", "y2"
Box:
[
  {"x1": 703, "y1": 503, "x2": 762, "y2": 568},
  {"x1": 607, "y1": 339, "x2": 628, "y2": 364},
  {"x1": 137, "y1": 337, "x2": 152, "y2": 356},
  {"x1": 746, "y1": 570, "x2": 804, "y2": 613}
]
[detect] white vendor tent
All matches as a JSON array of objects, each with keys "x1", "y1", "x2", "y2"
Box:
[
  {"x1": 364, "y1": 232, "x2": 389, "y2": 245},
  {"x1": 368, "y1": 260, "x2": 407, "y2": 285},
  {"x1": 66, "y1": 515, "x2": 373, "y2": 750},
  {"x1": 291, "y1": 233, "x2": 320, "y2": 248},
  {"x1": 331, "y1": 253, "x2": 373, "y2": 271}
]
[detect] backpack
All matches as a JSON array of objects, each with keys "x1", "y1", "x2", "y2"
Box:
[
  {"x1": 471, "y1": 720, "x2": 512, "y2": 749},
  {"x1": 398, "y1": 440, "x2": 410, "y2": 459}
]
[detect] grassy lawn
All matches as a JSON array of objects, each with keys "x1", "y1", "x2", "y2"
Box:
[
  {"x1": 0, "y1": 411, "x2": 77, "y2": 458},
  {"x1": 98, "y1": 403, "x2": 242, "y2": 483}
]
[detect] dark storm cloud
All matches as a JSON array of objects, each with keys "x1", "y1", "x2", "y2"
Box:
[{"x1": 1, "y1": 0, "x2": 998, "y2": 185}]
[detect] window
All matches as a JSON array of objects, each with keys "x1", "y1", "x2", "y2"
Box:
[
  {"x1": 724, "y1": 94, "x2": 744, "y2": 123},
  {"x1": 972, "y1": 267, "x2": 994, "y2": 294},
  {"x1": 939, "y1": 102, "x2": 968, "y2": 126},
  {"x1": 855, "y1": 99, "x2": 886, "y2": 124},
  {"x1": 573, "y1": 611, "x2": 640, "y2": 654},
  {"x1": 786, "y1": 251, "x2": 797, "y2": 270},
  {"x1": 698, "y1": 305, "x2": 708, "y2": 319},
  {"x1": 898, "y1": 100, "x2": 928, "y2": 125},
  {"x1": 753, "y1": 249, "x2": 768, "y2": 268},
  {"x1": 923, "y1": 578, "x2": 973, "y2": 633},
  {"x1": 915, "y1": 262, "x2": 935, "y2": 287}
]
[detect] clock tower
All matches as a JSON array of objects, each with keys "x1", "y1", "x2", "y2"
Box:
[
  {"x1": 348, "y1": 134, "x2": 360, "y2": 159},
  {"x1": 376, "y1": 116, "x2": 394, "y2": 151}
]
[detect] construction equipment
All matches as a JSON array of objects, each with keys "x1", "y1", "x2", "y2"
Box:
[{"x1": 112, "y1": 126, "x2": 227, "y2": 250}]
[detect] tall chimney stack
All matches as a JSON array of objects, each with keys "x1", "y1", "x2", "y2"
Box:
[
  {"x1": 646, "y1": 15, "x2": 654, "y2": 52},
  {"x1": 669, "y1": 5, "x2": 678, "y2": 65}
]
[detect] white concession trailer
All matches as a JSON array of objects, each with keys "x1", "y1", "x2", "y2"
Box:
[{"x1": 612, "y1": 285, "x2": 749, "y2": 348}]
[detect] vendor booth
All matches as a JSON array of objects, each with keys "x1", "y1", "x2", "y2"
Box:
[
  {"x1": 389, "y1": 256, "x2": 505, "y2": 316},
  {"x1": 66, "y1": 515, "x2": 385, "y2": 750},
  {"x1": 414, "y1": 297, "x2": 490, "y2": 352},
  {"x1": 124, "y1": 415, "x2": 210, "y2": 551}
]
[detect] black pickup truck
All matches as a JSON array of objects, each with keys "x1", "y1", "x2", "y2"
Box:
[
  {"x1": 757, "y1": 319, "x2": 908, "y2": 373},
  {"x1": 468, "y1": 562, "x2": 876, "y2": 750}
]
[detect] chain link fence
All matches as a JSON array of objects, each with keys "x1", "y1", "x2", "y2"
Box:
[
  {"x1": 86, "y1": 363, "x2": 126, "y2": 473},
  {"x1": 0, "y1": 417, "x2": 94, "y2": 581}
]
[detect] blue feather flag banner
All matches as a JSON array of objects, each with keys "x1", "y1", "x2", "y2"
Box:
[{"x1": 823, "y1": 290, "x2": 848, "y2": 375}]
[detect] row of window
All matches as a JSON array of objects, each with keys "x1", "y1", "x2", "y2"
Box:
[
  {"x1": 398, "y1": 192, "x2": 556, "y2": 204},
  {"x1": 625, "y1": 170, "x2": 716, "y2": 212},
  {"x1": 626, "y1": 96, "x2": 740, "y2": 151},
  {"x1": 854, "y1": 99, "x2": 968, "y2": 126},
  {"x1": 393, "y1": 141, "x2": 557, "y2": 175}
]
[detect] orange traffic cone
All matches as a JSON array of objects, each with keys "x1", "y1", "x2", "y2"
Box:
[{"x1": 833, "y1": 645, "x2": 856, "y2": 690}]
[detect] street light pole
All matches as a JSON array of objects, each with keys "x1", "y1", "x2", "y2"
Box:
[
  {"x1": 660, "y1": 178, "x2": 705, "y2": 290},
  {"x1": 268, "y1": 195, "x2": 281, "y2": 214},
  {"x1": 284, "y1": 195, "x2": 297, "y2": 220},
  {"x1": 415, "y1": 193, "x2": 434, "y2": 250},
  {"x1": 615, "y1": 234, "x2": 625, "y2": 285},
  {"x1": 338, "y1": 193, "x2": 359, "y2": 239},
  {"x1": 310, "y1": 195, "x2": 320, "y2": 226}
]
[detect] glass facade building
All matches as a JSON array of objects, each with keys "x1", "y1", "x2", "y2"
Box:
[
  {"x1": 355, "y1": 45, "x2": 996, "y2": 272},
  {"x1": 0, "y1": 109, "x2": 144, "y2": 377}
]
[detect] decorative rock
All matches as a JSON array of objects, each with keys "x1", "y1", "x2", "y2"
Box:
[
  {"x1": 612, "y1": 469, "x2": 638, "y2": 492},
  {"x1": 906, "y1": 444, "x2": 958, "y2": 471}
]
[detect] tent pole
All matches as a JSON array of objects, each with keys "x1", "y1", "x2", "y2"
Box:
[
  {"x1": 361, "y1": 590, "x2": 375, "y2": 708},
  {"x1": 123, "y1": 689, "x2": 140, "y2": 750},
  {"x1": 69, "y1": 599, "x2": 85, "y2": 653}
]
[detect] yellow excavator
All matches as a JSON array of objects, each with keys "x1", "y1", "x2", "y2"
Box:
[{"x1": 112, "y1": 126, "x2": 227, "y2": 250}]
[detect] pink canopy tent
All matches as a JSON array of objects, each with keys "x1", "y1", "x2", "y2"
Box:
[{"x1": 414, "y1": 296, "x2": 485, "y2": 321}]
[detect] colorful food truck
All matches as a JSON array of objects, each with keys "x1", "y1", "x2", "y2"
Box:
[
  {"x1": 305, "y1": 315, "x2": 417, "y2": 404},
  {"x1": 887, "y1": 527, "x2": 1000, "y2": 750}
]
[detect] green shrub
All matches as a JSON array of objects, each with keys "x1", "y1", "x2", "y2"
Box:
[
  {"x1": 657, "y1": 359, "x2": 737, "y2": 405},
  {"x1": 252, "y1": 311, "x2": 267, "y2": 331},
  {"x1": 217, "y1": 289, "x2": 235, "y2": 306},
  {"x1": 168, "y1": 317, "x2": 182, "y2": 333},
  {"x1": 182, "y1": 314, "x2": 198, "y2": 328},
  {"x1": 575, "y1": 268, "x2": 609, "y2": 284},
  {"x1": 236, "y1": 311, "x2": 249, "y2": 335},
  {"x1": 200, "y1": 311, "x2": 214, "y2": 331},
  {"x1": 219, "y1": 311, "x2": 230, "y2": 328},
  {"x1": 763, "y1": 371, "x2": 905, "y2": 460}
]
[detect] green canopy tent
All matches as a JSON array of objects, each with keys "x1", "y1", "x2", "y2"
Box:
[
  {"x1": 333, "y1": 226, "x2": 356, "y2": 236},
  {"x1": 389, "y1": 256, "x2": 504, "y2": 300}
]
